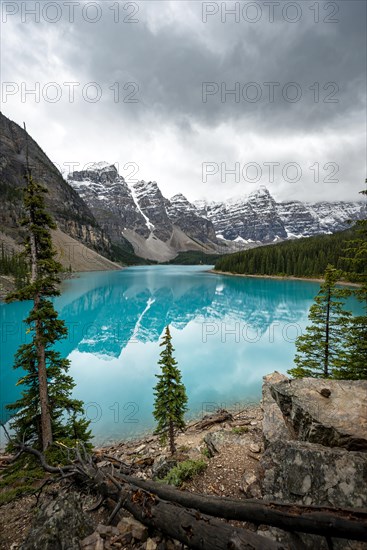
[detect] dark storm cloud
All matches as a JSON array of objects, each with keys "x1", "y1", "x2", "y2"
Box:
[
  {"x1": 1, "y1": 0, "x2": 365, "y2": 201},
  {"x1": 54, "y1": 0, "x2": 366, "y2": 134}
]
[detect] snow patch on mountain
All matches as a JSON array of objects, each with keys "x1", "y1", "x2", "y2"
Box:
[
  {"x1": 196, "y1": 187, "x2": 365, "y2": 243},
  {"x1": 130, "y1": 182, "x2": 155, "y2": 232},
  {"x1": 68, "y1": 165, "x2": 366, "y2": 261}
]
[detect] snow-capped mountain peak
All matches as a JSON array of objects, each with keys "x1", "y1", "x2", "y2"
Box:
[
  {"x1": 68, "y1": 162, "x2": 366, "y2": 260},
  {"x1": 84, "y1": 161, "x2": 116, "y2": 172}
]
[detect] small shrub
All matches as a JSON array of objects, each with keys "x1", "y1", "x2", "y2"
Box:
[
  {"x1": 162, "y1": 459, "x2": 207, "y2": 487},
  {"x1": 232, "y1": 426, "x2": 249, "y2": 435},
  {"x1": 0, "y1": 486, "x2": 34, "y2": 505},
  {"x1": 201, "y1": 447, "x2": 211, "y2": 459},
  {"x1": 0, "y1": 455, "x2": 45, "y2": 504}
]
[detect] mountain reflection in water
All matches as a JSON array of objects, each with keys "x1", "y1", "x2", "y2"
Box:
[{"x1": 1, "y1": 266, "x2": 359, "y2": 445}]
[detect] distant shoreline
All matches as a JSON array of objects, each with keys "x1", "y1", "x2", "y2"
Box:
[{"x1": 208, "y1": 269, "x2": 361, "y2": 287}]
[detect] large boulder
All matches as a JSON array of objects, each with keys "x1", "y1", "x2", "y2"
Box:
[
  {"x1": 261, "y1": 373, "x2": 367, "y2": 510},
  {"x1": 269, "y1": 376, "x2": 367, "y2": 451},
  {"x1": 21, "y1": 492, "x2": 94, "y2": 550},
  {"x1": 262, "y1": 372, "x2": 291, "y2": 447},
  {"x1": 261, "y1": 439, "x2": 367, "y2": 508}
]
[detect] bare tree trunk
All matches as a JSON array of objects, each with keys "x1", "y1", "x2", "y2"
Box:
[
  {"x1": 324, "y1": 287, "x2": 331, "y2": 376},
  {"x1": 34, "y1": 293, "x2": 53, "y2": 450},
  {"x1": 169, "y1": 419, "x2": 175, "y2": 455},
  {"x1": 29, "y1": 231, "x2": 37, "y2": 283}
]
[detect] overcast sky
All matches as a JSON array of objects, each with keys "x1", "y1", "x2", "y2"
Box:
[{"x1": 1, "y1": 0, "x2": 366, "y2": 203}]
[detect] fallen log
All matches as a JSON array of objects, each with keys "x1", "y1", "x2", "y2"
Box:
[
  {"x1": 113, "y1": 473, "x2": 367, "y2": 542},
  {"x1": 113, "y1": 484, "x2": 284, "y2": 550},
  {"x1": 4, "y1": 441, "x2": 283, "y2": 549},
  {"x1": 5, "y1": 436, "x2": 367, "y2": 544}
]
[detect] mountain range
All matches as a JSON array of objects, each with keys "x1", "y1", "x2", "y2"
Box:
[
  {"x1": 68, "y1": 163, "x2": 366, "y2": 261},
  {"x1": 0, "y1": 113, "x2": 365, "y2": 266}
]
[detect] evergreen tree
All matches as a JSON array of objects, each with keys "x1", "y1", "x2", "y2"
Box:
[
  {"x1": 334, "y1": 185, "x2": 367, "y2": 379},
  {"x1": 288, "y1": 265, "x2": 351, "y2": 378},
  {"x1": 153, "y1": 326, "x2": 188, "y2": 454},
  {"x1": 0, "y1": 243, "x2": 28, "y2": 287},
  {"x1": 6, "y1": 131, "x2": 91, "y2": 450},
  {"x1": 214, "y1": 228, "x2": 360, "y2": 279}
]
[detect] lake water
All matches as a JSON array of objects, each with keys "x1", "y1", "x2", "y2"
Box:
[{"x1": 0, "y1": 266, "x2": 359, "y2": 446}]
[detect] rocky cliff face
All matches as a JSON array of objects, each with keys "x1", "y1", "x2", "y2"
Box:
[
  {"x1": 196, "y1": 187, "x2": 288, "y2": 243},
  {"x1": 68, "y1": 166, "x2": 220, "y2": 261},
  {"x1": 68, "y1": 163, "x2": 149, "y2": 244},
  {"x1": 166, "y1": 193, "x2": 218, "y2": 244},
  {"x1": 0, "y1": 114, "x2": 112, "y2": 261}
]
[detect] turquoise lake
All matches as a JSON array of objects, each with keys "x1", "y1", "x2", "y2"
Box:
[{"x1": 0, "y1": 266, "x2": 360, "y2": 447}]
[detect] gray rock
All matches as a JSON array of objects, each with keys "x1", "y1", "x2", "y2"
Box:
[
  {"x1": 204, "y1": 429, "x2": 251, "y2": 452},
  {"x1": 241, "y1": 472, "x2": 262, "y2": 498},
  {"x1": 262, "y1": 372, "x2": 291, "y2": 447},
  {"x1": 80, "y1": 531, "x2": 104, "y2": 550},
  {"x1": 152, "y1": 456, "x2": 177, "y2": 480},
  {"x1": 249, "y1": 443, "x2": 261, "y2": 453},
  {"x1": 146, "y1": 538, "x2": 158, "y2": 550},
  {"x1": 95, "y1": 524, "x2": 120, "y2": 537},
  {"x1": 261, "y1": 373, "x2": 367, "y2": 514},
  {"x1": 261, "y1": 439, "x2": 367, "y2": 509},
  {"x1": 269, "y1": 377, "x2": 367, "y2": 451},
  {"x1": 21, "y1": 493, "x2": 94, "y2": 550},
  {"x1": 117, "y1": 517, "x2": 148, "y2": 542}
]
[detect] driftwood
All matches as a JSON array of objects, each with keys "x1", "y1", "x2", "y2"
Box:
[
  {"x1": 3, "y1": 432, "x2": 367, "y2": 545},
  {"x1": 194, "y1": 409, "x2": 233, "y2": 431}
]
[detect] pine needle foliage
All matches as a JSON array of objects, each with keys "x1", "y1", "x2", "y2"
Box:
[
  {"x1": 334, "y1": 185, "x2": 367, "y2": 379},
  {"x1": 288, "y1": 265, "x2": 351, "y2": 378},
  {"x1": 153, "y1": 326, "x2": 188, "y2": 455},
  {"x1": 6, "y1": 152, "x2": 91, "y2": 450}
]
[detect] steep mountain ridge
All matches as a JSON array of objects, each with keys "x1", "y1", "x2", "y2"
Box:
[
  {"x1": 69, "y1": 165, "x2": 365, "y2": 261},
  {"x1": 195, "y1": 186, "x2": 366, "y2": 243},
  {"x1": 68, "y1": 166, "x2": 221, "y2": 262},
  {"x1": 2, "y1": 112, "x2": 364, "y2": 267},
  {"x1": 0, "y1": 114, "x2": 124, "y2": 271}
]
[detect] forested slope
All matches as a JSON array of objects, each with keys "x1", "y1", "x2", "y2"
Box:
[{"x1": 214, "y1": 229, "x2": 363, "y2": 280}]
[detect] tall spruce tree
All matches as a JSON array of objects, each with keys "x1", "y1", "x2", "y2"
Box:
[
  {"x1": 6, "y1": 128, "x2": 91, "y2": 450},
  {"x1": 288, "y1": 265, "x2": 351, "y2": 378},
  {"x1": 153, "y1": 326, "x2": 188, "y2": 454},
  {"x1": 334, "y1": 186, "x2": 367, "y2": 379}
]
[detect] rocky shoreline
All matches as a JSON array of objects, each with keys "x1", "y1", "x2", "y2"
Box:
[{"x1": 1, "y1": 373, "x2": 366, "y2": 550}]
